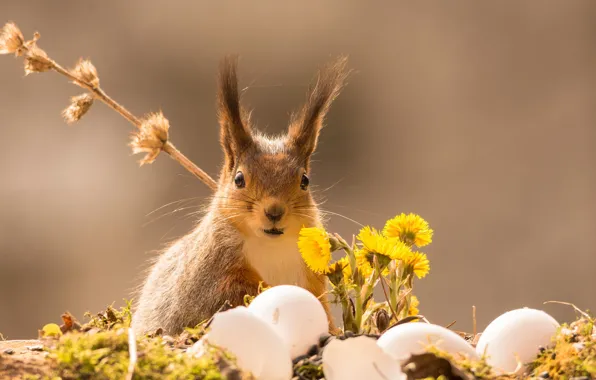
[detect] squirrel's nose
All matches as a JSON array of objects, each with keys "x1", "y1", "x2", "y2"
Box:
[{"x1": 264, "y1": 204, "x2": 285, "y2": 223}]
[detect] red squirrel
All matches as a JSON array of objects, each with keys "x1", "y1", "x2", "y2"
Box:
[{"x1": 132, "y1": 56, "x2": 349, "y2": 335}]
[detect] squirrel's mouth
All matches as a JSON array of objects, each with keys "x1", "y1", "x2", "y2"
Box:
[{"x1": 263, "y1": 228, "x2": 284, "y2": 236}]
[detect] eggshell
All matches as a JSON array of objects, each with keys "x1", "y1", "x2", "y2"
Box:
[
  {"x1": 323, "y1": 336, "x2": 404, "y2": 380},
  {"x1": 377, "y1": 322, "x2": 478, "y2": 362},
  {"x1": 197, "y1": 306, "x2": 292, "y2": 380},
  {"x1": 475, "y1": 308, "x2": 559, "y2": 373},
  {"x1": 248, "y1": 285, "x2": 329, "y2": 358}
]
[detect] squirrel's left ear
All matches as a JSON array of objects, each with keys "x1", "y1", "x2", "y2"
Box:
[{"x1": 288, "y1": 56, "x2": 350, "y2": 164}]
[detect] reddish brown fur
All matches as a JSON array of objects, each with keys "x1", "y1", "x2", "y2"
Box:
[
  {"x1": 133, "y1": 55, "x2": 349, "y2": 335},
  {"x1": 215, "y1": 260, "x2": 263, "y2": 307}
]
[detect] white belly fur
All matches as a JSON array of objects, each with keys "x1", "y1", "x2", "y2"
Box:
[{"x1": 243, "y1": 234, "x2": 309, "y2": 287}]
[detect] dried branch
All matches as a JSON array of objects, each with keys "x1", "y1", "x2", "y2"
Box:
[
  {"x1": 0, "y1": 21, "x2": 217, "y2": 191},
  {"x1": 126, "y1": 328, "x2": 138, "y2": 380}
]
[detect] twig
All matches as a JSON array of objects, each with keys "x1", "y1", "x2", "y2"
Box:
[
  {"x1": 374, "y1": 256, "x2": 399, "y2": 322},
  {"x1": 445, "y1": 320, "x2": 456, "y2": 329},
  {"x1": 0, "y1": 22, "x2": 217, "y2": 191},
  {"x1": 378, "y1": 275, "x2": 398, "y2": 321},
  {"x1": 544, "y1": 300, "x2": 592, "y2": 320},
  {"x1": 126, "y1": 328, "x2": 137, "y2": 380},
  {"x1": 472, "y1": 305, "x2": 477, "y2": 336},
  {"x1": 394, "y1": 282, "x2": 412, "y2": 315},
  {"x1": 384, "y1": 315, "x2": 427, "y2": 332},
  {"x1": 163, "y1": 142, "x2": 217, "y2": 190},
  {"x1": 204, "y1": 301, "x2": 234, "y2": 329}
]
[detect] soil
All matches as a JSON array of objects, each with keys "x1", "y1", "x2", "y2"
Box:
[{"x1": 0, "y1": 339, "x2": 51, "y2": 379}]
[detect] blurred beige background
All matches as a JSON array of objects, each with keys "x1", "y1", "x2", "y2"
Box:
[{"x1": 1, "y1": 1, "x2": 595, "y2": 339}]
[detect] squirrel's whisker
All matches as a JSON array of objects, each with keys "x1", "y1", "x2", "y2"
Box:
[
  {"x1": 293, "y1": 212, "x2": 318, "y2": 221},
  {"x1": 212, "y1": 213, "x2": 246, "y2": 225},
  {"x1": 142, "y1": 206, "x2": 203, "y2": 227},
  {"x1": 317, "y1": 209, "x2": 364, "y2": 227},
  {"x1": 208, "y1": 195, "x2": 258, "y2": 206},
  {"x1": 319, "y1": 179, "x2": 344, "y2": 193},
  {"x1": 237, "y1": 192, "x2": 259, "y2": 203},
  {"x1": 146, "y1": 197, "x2": 203, "y2": 217}
]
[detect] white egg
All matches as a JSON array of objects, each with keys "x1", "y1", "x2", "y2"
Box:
[
  {"x1": 248, "y1": 285, "x2": 329, "y2": 358},
  {"x1": 195, "y1": 306, "x2": 292, "y2": 380},
  {"x1": 377, "y1": 322, "x2": 478, "y2": 362},
  {"x1": 476, "y1": 308, "x2": 559, "y2": 373},
  {"x1": 323, "y1": 336, "x2": 404, "y2": 380}
]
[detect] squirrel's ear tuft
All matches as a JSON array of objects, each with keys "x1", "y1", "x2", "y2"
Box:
[
  {"x1": 288, "y1": 56, "x2": 350, "y2": 163},
  {"x1": 218, "y1": 55, "x2": 253, "y2": 171}
]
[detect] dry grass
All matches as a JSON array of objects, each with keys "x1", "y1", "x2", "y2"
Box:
[{"x1": 0, "y1": 21, "x2": 217, "y2": 190}]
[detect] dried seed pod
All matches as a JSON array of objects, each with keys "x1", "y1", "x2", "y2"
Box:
[
  {"x1": 72, "y1": 58, "x2": 99, "y2": 88},
  {"x1": 0, "y1": 22, "x2": 24, "y2": 55},
  {"x1": 24, "y1": 45, "x2": 53, "y2": 75},
  {"x1": 129, "y1": 111, "x2": 170, "y2": 165},
  {"x1": 62, "y1": 93, "x2": 94, "y2": 124},
  {"x1": 375, "y1": 309, "x2": 390, "y2": 333}
]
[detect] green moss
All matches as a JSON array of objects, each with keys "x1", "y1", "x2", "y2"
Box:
[
  {"x1": 49, "y1": 328, "x2": 240, "y2": 379},
  {"x1": 529, "y1": 315, "x2": 596, "y2": 378},
  {"x1": 243, "y1": 282, "x2": 270, "y2": 306},
  {"x1": 40, "y1": 301, "x2": 248, "y2": 380},
  {"x1": 22, "y1": 375, "x2": 43, "y2": 380},
  {"x1": 82, "y1": 300, "x2": 133, "y2": 331},
  {"x1": 293, "y1": 362, "x2": 324, "y2": 379}
]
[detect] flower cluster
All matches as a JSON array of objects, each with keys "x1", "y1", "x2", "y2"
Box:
[{"x1": 297, "y1": 213, "x2": 433, "y2": 334}]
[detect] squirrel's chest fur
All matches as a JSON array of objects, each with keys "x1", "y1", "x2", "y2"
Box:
[{"x1": 242, "y1": 234, "x2": 309, "y2": 287}]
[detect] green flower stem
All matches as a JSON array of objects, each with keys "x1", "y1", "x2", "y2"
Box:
[
  {"x1": 334, "y1": 234, "x2": 363, "y2": 333},
  {"x1": 402, "y1": 297, "x2": 410, "y2": 320},
  {"x1": 338, "y1": 286, "x2": 356, "y2": 332},
  {"x1": 353, "y1": 289, "x2": 365, "y2": 331},
  {"x1": 341, "y1": 244, "x2": 364, "y2": 333},
  {"x1": 399, "y1": 268, "x2": 414, "y2": 319},
  {"x1": 390, "y1": 261, "x2": 404, "y2": 319},
  {"x1": 389, "y1": 267, "x2": 398, "y2": 318},
  {"x1": 360, "y1": 267, "x2": 378, "y2": 313}
]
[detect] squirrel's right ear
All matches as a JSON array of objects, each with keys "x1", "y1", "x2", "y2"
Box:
[{"x1": 217, "y1": 55, "x2": 253, "y2": 171}]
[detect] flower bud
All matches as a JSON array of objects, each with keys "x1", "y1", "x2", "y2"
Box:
[
  {"x1": 62, "y1": 93, "x2": 94, "y2": 124},
  {"x1": 328, "y1": 234, "x2": 342, "y2": 252},
  {"x1": 73, "y1": 58, "x2": 99, "y2": 88},
  {"x1": 375, "y1": 309, "x2": 390, "y2": 333},
  {"x1": 24, "y1": 46, "x2": 52, "y2": 75},
  {"x1": 327, "y1": 260, "x2": 345, "y2": 287}
]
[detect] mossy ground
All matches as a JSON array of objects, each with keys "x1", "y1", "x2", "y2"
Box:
[
  {"x1": 416, "y1": 309, "x2": 596, "y2": 380},
  {"x1": 0, "y1": 303, "x2": 594, "y2": 379},
  {"x1": 51, "y1": 329, "x2": 238, "y2": 379},
  {"x1": 0, "y1": 302, "x2": 251, "y2": 380}
]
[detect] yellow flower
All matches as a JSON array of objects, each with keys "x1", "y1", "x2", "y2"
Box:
[
  {"x1": 326, "y1": 257, "x2": 349, "y2": 286},
  {"x1": 354, "y1": 249, "x2": 373, "y2": 279},
  {"x1": 403, "y1": 251, "x2": 430, "y2": 279},
  {"x1": 355, "y1": 248, "x2": 398, "y2": 279},
  {"x1": 335, "y1": 256, "x2": 352, "y2": 283},
  {"x1": 383, "y1": 213, "x2": 433, "y2": 247},
  {"x1": 357, "y1": 226, "x2": 411, "y2": 261},
  {"x1": 298, "y1": 227, "x2": 332, "y2": 274},
  {"x1": 408, "y1": 295, "x2": 420, "y2": 316}
]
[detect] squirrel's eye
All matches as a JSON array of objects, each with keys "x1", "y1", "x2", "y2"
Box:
[
  {"x1": 234, "y1": 171, "x2": 246, "y2": 188},
  {"x1": 300, "y1": 174, "x2": 309, "y2": 190}
]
